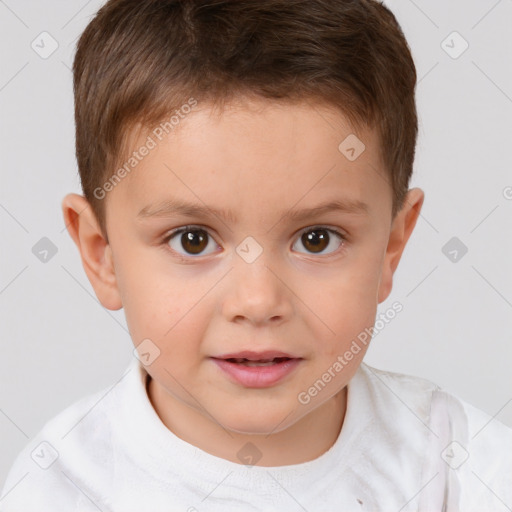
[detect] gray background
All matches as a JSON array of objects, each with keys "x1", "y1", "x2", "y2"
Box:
[{"x1": 1, "y1": 0, "x2": 511, "y2": 488}]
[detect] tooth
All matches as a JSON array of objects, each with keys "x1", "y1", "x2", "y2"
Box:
[
  {"x1": 242, "y1": 361, "x2": 276, "y2": 366},
  {"x1": 226, "y1": 357, "x2": 290, "y2": 365}
]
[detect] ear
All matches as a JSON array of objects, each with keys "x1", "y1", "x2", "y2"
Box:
[
  {"x1": 378, "y1": 187, "x2": 425, "y2": 303},
  {"x1": 61, "y1": 193, "x2": 122, "y2": 310}
]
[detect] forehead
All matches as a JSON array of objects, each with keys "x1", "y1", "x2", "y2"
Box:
[{"x1": 109, "y1": 98, "x2": 390, "y2": 223}]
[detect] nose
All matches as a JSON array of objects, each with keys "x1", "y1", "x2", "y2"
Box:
[{"x1": 222, "y1": 251, "x2": 294, "y2": 327}]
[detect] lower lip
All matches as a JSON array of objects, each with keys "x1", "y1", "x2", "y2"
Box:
[{"x1": 211, "y1": 358, "x2": 302, "y2": 388}]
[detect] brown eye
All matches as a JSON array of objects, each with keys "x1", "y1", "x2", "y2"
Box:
[
  {"x1": 293, "y1": 227, "x2": 344, "y2": 256},
  {"x1": 167, "y1": 227, "x2": 216, "y2": 257},
  {"x1": 181, "y1": 229, "x2": 208, "y2": 254}
]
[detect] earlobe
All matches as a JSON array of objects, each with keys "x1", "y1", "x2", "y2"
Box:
[
  {"x1": 377, "y1": 188, "x2": 425, "y2": 303},
  {"x1": 61, "y1": 193, "x2": 123, "y2": 311}
]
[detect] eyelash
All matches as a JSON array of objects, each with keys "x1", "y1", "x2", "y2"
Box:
[{"x1": 161, "y1": 224, "x2": 347, "y2": 261}]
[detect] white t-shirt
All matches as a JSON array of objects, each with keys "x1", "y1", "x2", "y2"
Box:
[{"x1": 1, "y1": 357, "x2": 510, "y2": 512}]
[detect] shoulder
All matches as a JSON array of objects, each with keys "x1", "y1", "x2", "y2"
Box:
[
  {"x1": 456, "y1": 396, "x2": 512, "y2": 510},
  {"x1": 0, "y1": 363, "x2": 136, "y2": 512},
  {"x1": 356, "y1": 363, "x2": 512, "y2": 510},
  {"x1": 357, "y1": 362, "x2": 440, "y2": 395},
  {"x1": 354, "y1": 362, "x2": 441, "y2": 422}
]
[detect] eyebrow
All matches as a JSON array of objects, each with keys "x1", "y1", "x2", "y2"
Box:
[{"x1": 136, "y1": 197, "x2": 369, "y2": 224}]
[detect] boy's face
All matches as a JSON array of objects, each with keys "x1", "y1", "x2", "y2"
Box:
[{"x1": 64, "y1": 98, "x2": 423, "y2": 442}]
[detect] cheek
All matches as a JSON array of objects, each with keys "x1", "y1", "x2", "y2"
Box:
[
  {"x1": 118, "y1": 269, "x2": 212, "y2": 364},
  {"x1": 113, "y1": 255, "x2": 177, "y2": 344},
  {"x1": 311, "y1": 258, "x2": 382, "y2": 358}
]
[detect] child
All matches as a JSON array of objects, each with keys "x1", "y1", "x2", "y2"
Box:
[{"x1": 1, "y1": 0, "x2": 510, "y2": 510}]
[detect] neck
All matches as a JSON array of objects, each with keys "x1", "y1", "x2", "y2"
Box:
[{"x1": 146, "y1": 376, "x2": 347, "y2": 467}]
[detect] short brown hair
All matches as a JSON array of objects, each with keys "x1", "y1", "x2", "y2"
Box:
[{"x1": 73, "y1": 0, "x2": 417, "y2": 235}]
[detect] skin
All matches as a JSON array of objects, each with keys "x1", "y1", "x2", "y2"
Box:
[{"x1": 62, "y1": 97, "x2": 424, "y2": 467}]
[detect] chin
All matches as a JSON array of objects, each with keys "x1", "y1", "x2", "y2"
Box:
[{"x1": 221, "y1": 408, "x2": 295, "y2": 436}]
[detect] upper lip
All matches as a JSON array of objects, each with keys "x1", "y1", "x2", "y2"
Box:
[{"x1": 212, "y1": 350, "x2": 300, "y2": 361}]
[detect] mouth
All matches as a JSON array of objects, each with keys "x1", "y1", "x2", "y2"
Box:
[
  {"x1": 210, "y1": 351, "x2": 302, "y2": 387},
  {"x1": 222, "y1": 357, "x2": 292, "y2": 366},
  {"x1": 213, "y1": 350, "x2": 299, "y2": 362}
]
